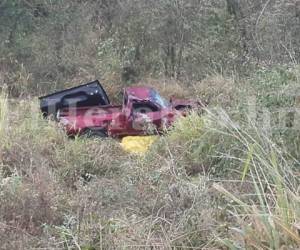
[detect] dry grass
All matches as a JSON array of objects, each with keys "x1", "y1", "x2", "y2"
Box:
[
  {"x1": 0, "y1": 72, "x2": 299, "y2": 249},
  {"x1": 0, "y1": 90, "x2": 8, "y2": 138},
  {"x1": 207, "y1": 110, "x2": 300, "y2": 249},
  {"x1": 136, "y1": 78, "x2": 191, "y2": 99},
  {"x1": 191, "y1": 74, "x2": 239, "y2": 107},
  {"x1": 135, "y1": 75, "x2": 239, "y2": 109},
  {"x1": 0, "y1": 100, "x2": 219, "y2": 249}
]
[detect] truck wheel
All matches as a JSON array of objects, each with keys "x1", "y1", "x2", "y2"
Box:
[{"x1": 82, "y1": 129, "x2": 108, "y2": 139}]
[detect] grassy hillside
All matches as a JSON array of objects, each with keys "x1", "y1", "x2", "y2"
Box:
[
  {"x1": 1, "y1": 0, "x2": 300, "y2": 249},
  {"x1": 0, "y1": 71, "x2": 299, "y2": 249}
]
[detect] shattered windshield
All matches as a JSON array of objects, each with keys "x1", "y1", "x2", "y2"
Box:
[{"x1": 150, "y1": 89, "x2": 170, "y2": 108}]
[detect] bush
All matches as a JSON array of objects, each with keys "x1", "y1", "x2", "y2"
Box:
[
  {"x1": 0, "y1": 77, "x2": 299, "y2": 248},
  {"x1": 0, "y1": 90, "x2": 8, "y2": 138},
  {"x1": 148, "y1": 111, "x2": 246, "y2": 177},
  {"x1": 251, "y1": 66, "x2": 299, "y2": 110},
  {"x1": 149, "y1": 107, "x2": 300, "y2": 248}
]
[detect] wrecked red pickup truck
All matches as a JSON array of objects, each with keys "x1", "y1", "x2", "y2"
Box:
[{"x1": 40, "y1": 80, "x2": 202, "y2": 137}]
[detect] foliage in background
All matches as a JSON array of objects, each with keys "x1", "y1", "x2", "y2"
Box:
[
  {"x1": 0, "y1": 90, "x2": 8, "y2": 138},
  {"x1": 2, "y1": 0, "x2": 300, "y2": 95},
  {"x1": 1, "y1": 0, "x2": 300, "y2": 248}
]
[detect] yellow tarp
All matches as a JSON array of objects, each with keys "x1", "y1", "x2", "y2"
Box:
[{"x1": 120, "y1": 136, "x2": 157, "y2": 154}]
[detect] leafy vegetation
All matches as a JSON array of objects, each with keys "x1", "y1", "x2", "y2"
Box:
[
  {"x1": 1, "y1": 0, "x2": 300, "y2": 249},
  {"x1": 0, "y1": 73, "x2": 299, "y2": 248}
]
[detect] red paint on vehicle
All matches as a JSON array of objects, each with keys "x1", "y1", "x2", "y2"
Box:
[{"x1": 57, "y1": 86, "x2": 203, "y2": 137}]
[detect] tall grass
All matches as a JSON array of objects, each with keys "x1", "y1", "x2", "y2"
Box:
[
  {"x1": 205, "y1": 110, "x2": 300, "y2": 249},
  {"x1": 0, "y1": 90, "x2": 8, "y2": 138},
  {"x1": 154, "y1": 108, "x2": 300, "y2": 248},
  {"x1": 0, "y1": 79, "x2": 299, "y2": 248}
]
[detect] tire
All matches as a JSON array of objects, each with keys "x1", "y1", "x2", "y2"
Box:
[{"x1": 82, "y1": 129, "x2": 108, "y2": 139}]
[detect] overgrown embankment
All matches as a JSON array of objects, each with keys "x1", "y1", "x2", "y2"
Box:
[
  {"x1": 1, "y1": 1, "x2": 300, "y2": 248},
  {"x1": 0, "y1": 69, "x2": 299, "y2": 249}
]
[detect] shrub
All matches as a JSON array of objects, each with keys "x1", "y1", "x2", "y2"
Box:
[
  {"x1": 192, "y1": 75, "x2": 238, "y2": 108},
  {"x1": 0, "y1": 77, "x2": 299, "y2": 249},
  {"x1": 251, "y1": 66, "x2": 299, "y2": 110},
  {"x1": 139, "y1": 108, "x2": 300, "y2": 248},
  {"x1": 0, "y1": 90, "x2": 8, "y2": 138},
  {"x1": 212, "y1": 120, "x2": 300, "y2": 249},
  {"x1": 151, "y1": 111, "x2": 246, "y2": 177}
]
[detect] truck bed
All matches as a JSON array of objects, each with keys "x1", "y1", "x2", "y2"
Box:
[{"x1": 59, "y1": 105, "x2": 122, "y2": 117}]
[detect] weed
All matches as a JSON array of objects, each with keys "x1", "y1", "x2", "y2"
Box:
[{"x1": 0, "y1": 90, "x2": 8, "y2": 139}]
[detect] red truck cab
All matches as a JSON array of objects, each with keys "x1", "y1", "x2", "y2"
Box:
[{"x1": 40, "y1": 81, "x2": 201, "y2": 138}]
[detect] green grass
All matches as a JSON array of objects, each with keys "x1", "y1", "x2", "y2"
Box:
[
  {"x1": 0, "y1": 71, "x2": 299, "y2": 249},
  {"x1": 0, "y1": 90, "x2": 8, "y2": 138},
  {"x1": 209, "y1": 112, "x2": 300, "y2": 249}
]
